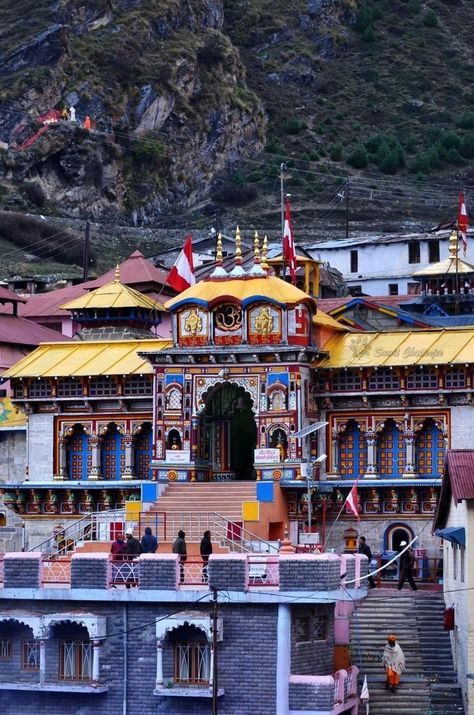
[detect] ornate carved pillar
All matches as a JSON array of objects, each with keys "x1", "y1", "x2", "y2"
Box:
[
  {"x1": 331, "y1": 428, "x2": 339, "y2": 475},
  {"x1": 92, "y1": 640, "x2": 101, "y2": 682},
  {"x1": 54, "y1": 436, "x2": 67, "y2": 481},
  {"x1": 402, "y1": 430, "x2": 417, "y2": 477},
  {"x1": 122, "y1": 434, "x2": 135, "y2": 480},
  {"x1": 155, "y1": 641, "x2": 163, "y2": 689},
  {"x1": 88, "y1": 434, "x2": 101, "y2": 481},
  {"x1": 364, "y1": 430, "x2": 378, "y2": 477}
]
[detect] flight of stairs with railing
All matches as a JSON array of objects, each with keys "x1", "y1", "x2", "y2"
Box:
[{"x1": 351, "y1": 592, "x2": 465, "y2": 715}]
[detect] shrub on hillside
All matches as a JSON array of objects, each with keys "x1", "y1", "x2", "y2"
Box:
[
  {"x1": 460, "y1": 133, "x2": 474, "y2": 159},
  {"x1": 347, "y1": 144, "x2": 368, "y2": 168},
  {"x1": 457, "y1": 112, "x2": 474, "y2": 130},
  {"x1": 283, "y1": 118, "x2": 307, "y2": 135},
  {"x1": 422, "y1": 10, "x2": 438, "y2": 26},
  {"x1": 329, "y1": 143, "x2": 343, "y2": 161}
]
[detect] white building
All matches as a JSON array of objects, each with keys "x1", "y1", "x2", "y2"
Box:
[{"x1": 308, "y1": 230, "x2": 473, "y2": 296}]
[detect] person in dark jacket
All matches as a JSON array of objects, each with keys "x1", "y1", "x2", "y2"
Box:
[
  {"x1": 140, "y1": 526, "x2": 158, "y2": 554},
  {"x1": 200, "y1": 530, "x2": 213, "y2": 582},
  {"x1": 124, "y1": 528, "x2": 141, "y2": 588},
  {"x1": 397, "y1": 542, "x2": 417, "y2": 591},
  {"x1": 173, "y1": 530, "x2": 187, "y2": 582},
  {"x1": 358, "y1": 536, "x2": 376, "y2": 589}
]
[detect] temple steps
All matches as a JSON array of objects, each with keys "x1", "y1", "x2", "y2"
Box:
[{"x1": 351, "y1": 591, "x2": 465, "y2": 715}]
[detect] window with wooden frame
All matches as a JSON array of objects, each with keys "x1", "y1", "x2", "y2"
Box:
[
  {"x1": 294, "y1": 616, "x2": 311, "y2": 644},
  {"x1": 444, "y1": 367, "x2": 466, "y2": 389},
  {"x1": 59, "y1": 640, "x2": 92, "y2": 681},
  {"x1": 28, "y1": 379, "x2": 52, "y2": 398},
  {"x1": 174, "y1": 641, "x2": 210, "y2": 685},
  {"x1": 0, "y1": 639, "x2": 12, "y2": 659},
  {"x1": 89, "y1": 376, "x2": 118, "y2": 397},
  {"x1": 57, "y1": 377, "x2": 84, "y2": 398},
  {"x1": 123, "y1": 375, "x2": 153, "y2": 396},
  {"x1": 293, "y1": 611, "x2": 328, "y2": 644},
  {"x1": 408, "y1": 241, "x2": 420, "y2": 264},
  {"x1": 22, "y1": 640, "x2": 39, "y2": 670}
]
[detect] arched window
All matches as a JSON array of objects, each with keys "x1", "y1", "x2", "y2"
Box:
[
  {"x1": 416, "y1": 419, "x2": 445, "y2": 477},
  {"x1": 66, "y1": 425, "x2": 89, "y2": 480},
  {"x1": 134, "y1": 423, "x2": 152, "y2": 479},
  {"x1": 100, "y1": 424, "x2": 124, "y2": 480},
  {"x1": 166, "y1": 386, "x2": 182, "y2": 411},
  {"x1": 338, "y1": 420, "x2": 366, "y2": 479},
  {"x1": 378, "y1": 420, "x2": 403, "y2": 478},
  {"x1": 167, "y1": 429, "x2": 182, "y2": 451},
  {"x1": 52, "y1": 623, "x2": 92, "y2": 682},
  {"x1": 169, "y1": 625, "x2": 210, "y2": 686}
]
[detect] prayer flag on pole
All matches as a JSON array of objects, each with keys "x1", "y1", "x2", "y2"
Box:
[
  {"x1": 283, "y1": 201, "x2": 297, "y2": 284},
  {"x1": 345, "y1": 482, "x2": 360, "y2": 518},
  {"x1": 167, "y1": 235, "x2": 195, "y2": 292},
  {"x1": 457, "y1": 192, "x2": 469, "y2": 255}
]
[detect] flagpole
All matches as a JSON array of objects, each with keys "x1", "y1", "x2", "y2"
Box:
[{"x1": 280, "y1": 163, "x2": 287, "y2": 278}]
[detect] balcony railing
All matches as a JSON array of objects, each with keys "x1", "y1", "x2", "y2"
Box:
[{"x1": 109, "y1": 556, "x2": 139, "y2": 588}]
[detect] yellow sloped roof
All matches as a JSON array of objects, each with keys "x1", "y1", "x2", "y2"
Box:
[
  {"x1": 61, "y1": 278, "x2": 165, "y2": 311},
  {"x1": 312, "y1": 328, "x2": 474, "y2": 369},
  {"x1": 313, "y1": 309, "x2": 350, "y2": 332},
  {"x1": 413, "y1": 257, "x2": 474, "y2": 276},
  {"x1": 3, "y1": 339, "x2": 171, "y2": 379},
  {"x1": 165, "y1": 275, "x2": 315, "y2": 310}
]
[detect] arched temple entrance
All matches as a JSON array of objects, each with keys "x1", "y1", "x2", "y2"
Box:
[{"x1": 201, "y1": 382, "x2": 257, "y2": 480}]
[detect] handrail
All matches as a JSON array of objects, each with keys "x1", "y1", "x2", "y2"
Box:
[
  {"x1": 28, "y1": 509, "x2": 125, "y2": 556},
  {"x1": 212, "y1": 513, "x2": 280, "y2": 554}
]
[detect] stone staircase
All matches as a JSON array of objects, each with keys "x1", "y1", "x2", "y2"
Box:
[
  {"x1": 145, "y1": 481, "x2": 258, "y2": 545},
  {"x1": 350, "y1": 590, "x2": 465, "y2": 715}
]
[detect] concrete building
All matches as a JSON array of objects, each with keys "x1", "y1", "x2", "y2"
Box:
[{"x1": 0, "y1": 548, "x2": 366, "y2": 715}]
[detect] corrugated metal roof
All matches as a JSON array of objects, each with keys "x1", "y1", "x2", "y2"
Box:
[
  {"x1": 61, "y1": 276, "x2": 165, "y2": 312},
  {"x1": 0, "y1": 286, "x2": 26, "y2": 304},
  {"x1": 413, "y1": 256, "x2": 474, "y2": 276},
  {"x1": 312, "y1": 310, "x2": 350, "y2": 332},
  {"x1": 2, "y1": 339, "x2": 171, "y2": 379},
  {"x1": 312, "y1": 327, "x2": 474, "y2": 368},
  {"x1": 0, "y1": 314, "x2": 65, "y2": 346},
  {"x1": 446, "y1": 450, "x2": 474, "y2": 501}
]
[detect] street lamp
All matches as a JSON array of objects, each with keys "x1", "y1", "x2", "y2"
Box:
[{"x1": 307, "y1": 454, "x2": 327, "y2": 534}]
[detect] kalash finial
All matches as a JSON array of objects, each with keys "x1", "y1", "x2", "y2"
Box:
[
  {"x1": 249, "y1": 230, "x2": 265, "y2": 276},
  {"x1": 114, "y1": 265, "x2": 120, "y2": 282},
  {"x1": 448, "y1": 230, "x2": 459, "y2": 258},
  {"x1": 261, "y1": 235, "x2": 269, "y2": 273},
  {"x1": 216, "y1": 232, "x2": 223, "y2": 264},
  {"x1": 235, "y1": 225, "x2": 242, "y2": 265}
]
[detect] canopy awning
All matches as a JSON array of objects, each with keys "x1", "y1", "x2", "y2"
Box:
[{"x1": 435, "y1": 527, "x2": 465, "y2": 547}]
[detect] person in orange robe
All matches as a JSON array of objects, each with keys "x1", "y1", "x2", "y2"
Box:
[{"x1": 383, "y1": 634, "x2": 406, "y2": 692}]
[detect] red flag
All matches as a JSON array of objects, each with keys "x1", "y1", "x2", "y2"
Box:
[
  {"x1": 458, "y1": 192, "x2": 469, "y2": 255},
  {"x1": 167, "y1": 235, "x2": 195, "y2": 292},
  {"x1": 345, "y1": 483, "x2": 359, "y2": 518},
  {"x1": 283, "y1": 201, "x2": 297, "y2": 284}
]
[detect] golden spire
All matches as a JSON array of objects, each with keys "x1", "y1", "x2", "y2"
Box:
[
  {"x1": 261, "y1": 235, "x2": 269, "y2": 272},
  {"x1": 235, "y1": 225, "x2": 242, "y2": 265},
  {"x1": 216, "y1": 232, "x2": 223, "y2": 265},
  {"x1": 114, "y1": 265, "x2": 120, "y2": 282},
  {"x1": 448, "y1": 230, "x2": 459, "y2": 258},
  {"x1": 253, "y1": 230, "x2": 260, "y2": 263}
]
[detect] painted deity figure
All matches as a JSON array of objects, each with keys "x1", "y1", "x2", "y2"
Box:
[
  {"x1": 254, "y1": 306, "x2": 274, "y2": 335},
  {"x1": 184, "y1": 309, "x2": 202, "y2": 336}
]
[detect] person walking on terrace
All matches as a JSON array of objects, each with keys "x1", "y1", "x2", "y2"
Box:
[
  {"x1": 140, "y1": 526, "x2": 158, "y2": 554},
  {"x1": 382, "y1": 634, "x2": 406, "y2": 692},
  {"x1": 397, "y1": 541, "x2": 417, "y2": 591},
  {"x1": 173, "y1": 530, "x2": 187, "y2": 582},
  {"x1": 200, "y1": 530, "x2": 212, "y2": 583},
  {"x1": 358, "y1": 536, "x2": 376, "y2": 589}
]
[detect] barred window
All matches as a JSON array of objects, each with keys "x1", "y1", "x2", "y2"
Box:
[
  {"x1": 174, "y1": 641, "x2": 210, "y2": 685},
  {"x1": 89, "y1": 376, "x2": 118, "y2": 396},
  {"x1": 406, "y1": 368, "x2": 437, "y2": 390},
  {"x1": 294, "y1": 616, "x2": 311, "y2": 643},
  {"x1": 368, "y1": 369, "x2": 400, "y2": 391},
  {"x1": 123, "y1": 375, "x2": 153, "y2": 396},
  {"x1": 22, "y1": 640, "x2": 39, "y2": 670},
  {"x1": 444, "y1": 367, "x2": 466, "y2": 389},
  {"x1": 166, "y1": 386, "x2": 182, "y2": 410},
  {"x1": 13, "y1": 382, "x2": 24, "y2": 398},
  {"x1": 57, "y1": 377, "x2": 83, "y2": 398},
  {"x1": 0, "y1": 640, "x2": 11, "y2": 659},
  {"x1": 331, "y1": 371, "x2": 361, "y2": 391},
  {"x1": 28, "y1": 379, "x2": 52, "y2": 398},
  {"x1": 59, "y1": 641, "x2": 92, "y2": 681},
  {"x1": 294, "y1": 612, "x2": 328, "y2": 644}
]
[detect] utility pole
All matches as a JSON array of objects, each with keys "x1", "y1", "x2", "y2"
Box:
[
  {"x1": 211, "y1": 587, "x2": 219, "y2": 715},
  {"x1": 83, "y1": 220, "x2": 90, "y2": 282},
  {"x1": 345, "y1": 178, "x2": 350, "y2": 239}
]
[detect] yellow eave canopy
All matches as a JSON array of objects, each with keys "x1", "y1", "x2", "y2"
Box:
[
  {"x1": 3, "y1": 339, "x2": 171, "y2": 379},
  {"x1": 312, "y1": 309, "x2": 351, "y2": 332},
  {"x1": 312, "y1": 328, "x2": 474, "y2": 369},
  {"x1": 165, "y1": 275, "x2": 316, "y2": 310},
  {"x1": 61, "y1": 280, "x2": 165, "y2": 312}
]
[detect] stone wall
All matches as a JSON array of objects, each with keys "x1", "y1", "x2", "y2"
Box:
[
  {"x1": 0, "y1": 431, "x2": 25, "y2": 483},
  {"x1": 27, "y1": 413, "x2": 55, "y2": 481}
]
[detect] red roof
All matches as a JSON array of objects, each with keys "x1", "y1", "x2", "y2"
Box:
[
  {"x1": 446, "y1": 450, "x2": 474, "y2": 502},
  {"x1": 0, "y1": 285, "x2": 26, "y2": 304},
  {"x1": 0, "y1": 314, "x2": 65, "y2": 346},
  {"x1": 7, "y1": 252, "x2": 173, "y2": 321},
  {"x1": 318, "y1": 295, "x2": 411, "y2": 313}
]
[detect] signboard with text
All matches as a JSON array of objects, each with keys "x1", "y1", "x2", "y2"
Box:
[
  {"x1": 254, "y1": 448, "x2": 280, "y2": 464},
  {"x1": 164, "y1": 450, "x2": 191, "y2": 464}
]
